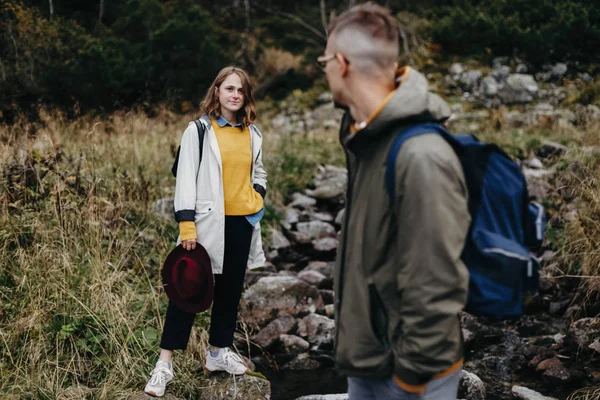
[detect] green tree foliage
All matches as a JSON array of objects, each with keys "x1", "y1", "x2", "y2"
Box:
[
  {"x1": 1, "y1": 0, "x2": 599, "y2": 119},
  {"x1": 0, "y1": 0, "x2": 235, "y2": 118},
  {"x1": 430, "y1": 0, "x2": 600, "y2": 66}
]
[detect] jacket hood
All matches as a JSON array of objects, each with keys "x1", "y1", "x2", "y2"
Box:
[{"x1": 342, "y1": 67, "x2": 451, "y2": 144}]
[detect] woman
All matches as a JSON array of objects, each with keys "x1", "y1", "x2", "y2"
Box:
[{"x1": 145, "y1": 66, "x2": 267, "y2": 397}]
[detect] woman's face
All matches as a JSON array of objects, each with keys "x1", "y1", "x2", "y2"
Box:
[{"x1": 217, "y1": 73, "x2": 244, "y2": 117}]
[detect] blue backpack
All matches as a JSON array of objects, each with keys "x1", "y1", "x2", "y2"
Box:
[{"x1": 385, "y1": 123, "x2": 546, "y2": 320}]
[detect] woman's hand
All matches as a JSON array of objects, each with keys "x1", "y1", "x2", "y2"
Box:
[{"x1": 182, "y1": 239, "x2": 197, "y2": 251}]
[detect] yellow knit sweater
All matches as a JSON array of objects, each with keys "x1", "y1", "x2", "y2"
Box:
[{"x1": 179, "y1": 119, "x2": 263, "y2": 242}]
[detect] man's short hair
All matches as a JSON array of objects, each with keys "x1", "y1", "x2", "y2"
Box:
[{"x1": 328, "y1": 2, "x2": 399, "y2": 72}]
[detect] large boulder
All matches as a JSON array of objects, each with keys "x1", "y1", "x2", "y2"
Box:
[
  {"x1": 270, "y1": 228, "x2": 291, "y2": 250},
  {"x1": 309, "y1": 165, "x2": 348, "y2": 200},
  {"x1": 291, "y1": 221, "x2": 336, "y2": 244},
  {"x1": 199, "y1": 374, "x2": 271, "y2": 400},
  {"x1": 511, "y1": 386, "x2": 558, "y2": 400},
  {"x1": 458, "y1": 370, "x2": 486, "y2": 400},
  {"x1": 297, "y1": 313, "x2": 335, "y2": 349},
  {"x1": 251, "y1": 315, "x2": 297, "y2": 349},
  {"x1": 298, "y1": 269, "x2": 331, "y2": 289},
  {"x1": 498, "y1": 74, "x2": 539, "y2": 104},
  {"x1": 278, "y1": 334, "x2": 310, "y2": 353},
  {"x1": 241, "y1": 276, "x2": 324, "y2": 326}
]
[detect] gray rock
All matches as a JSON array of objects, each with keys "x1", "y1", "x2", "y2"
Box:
[
  {"x1": 324, "y1": 304, "x2": 335, "y2": 318},
  {"x1": 298, "y1": 269, "x2": 330, "y2": 289},
  {"x1": 537, "y1": 141, "x2": 567, "y2": 159},
  {"x1": 304, "y1": 261, "x2": 334, "y2": 279},
  {"x1": 298, "y1": 313, "x2": 335, "y2": 348},
  {"x1": 567, "y1": 317, "x2": 600, "y2": 350},
  {"x1": 549, "y1": 63, "x2": 568, "y2": 81},
  {"x1": 318, "y1": 92, "x2": 333, "y2": 104},
  {"x1": 528, "y1": 103, "x2": 555, "y2": 126},
  {"x1": 575, "y1": 104, "x2": 600, "y2": 125},
  {"x1": 199, "y1": 374, "x2": 271, "y2": 400},
  {"x1": 309, "y1": 165, "x2": 347, "y2": 200},
  {"x1": 451, "y1": 103, "x2": 465, "y2": 114},
  {"x1": 535, "y1": 356, "x2": 570, "y2": 381},
  {"x1": 283, "y1": 208, "x2": 300, "y2": 229},
  {"x1": 516, "y1": 63, "x2": 528, "y2": 74},
  {"x1": 589, "y1": 338, "x2": 600, "y2": 353},
  {"x1": 578, "y1": 72, "x2": 593, "y2": 83},
  {"x1": 312, "y1": 237, "x2": 338, "y2": 253},
  {"x1": 151, "y1": 198, "x2": 174, "y2": 220},
  {"x1": 492, "y1": 65, "x2": 511, "y2": 82},
  {"x1": 458, "y1": 370, "x2": 486, "y2": 400},
  {"x1": 306, "y1": 185, "x2": 345, "y2": 200},
  {"x1": 323, "y1": 119, "x2": 338, "y2": 130},
  {"x1": 241, "y1": 276, "x2": 324, "y2": 326},
  {"x1": 461, "y1": 70, "x2": 482, "y2": 91},
  {"x1": 252, "y1": 315, "x2": 297, "y2": 349},
  {"x1": 279, "y1": 334, "x2": 310, "y2": 353},
  {"x1": 270, "y1": 228, "x2": 291, "y2": 250},
  {"x1": 296, "y1": 395, "x2": 348, "y2": 400},
  {"x1": 528, "y1": 158, "x2": 544, "y2": 169},
  {"x1": 290, "y1": 193, "x2": 317, "y2": 209},
  {"x1": 482, "y1": 76, "x2": 498, "y2": 96},
  {"x1": 505, "y1": 110, "x2": 527, "y2": 127},
  {"x1": 292, "y1": 221, "x2": 336, "y2": 243},
  {"x1": 449, "y1": 63, "x2": 465, "y2": 76},
  {"x1": 310, "y1": 211, "x2": 335, "y2": 223},
  {"x1": 498, "y1": 74, "x2": 538, "y2": 104},
  {"x1": 511, "y1": 386, "x2": 558, "y2": 400},
  {"x1": 282, "y1": 353, "x2": 321, "y2": 370},
  {"x1": 492, "y1": 57, "x2": 509, "y2": 69},
  {"x1": 271, "y1": 114, "x2": 290, "y2": 131},
  {"x1": 335, "y1": 209, "x2": 345, "y2": 226},
  {"x1": 522, "y1": 167, "x2": 554, "y2": 201}
]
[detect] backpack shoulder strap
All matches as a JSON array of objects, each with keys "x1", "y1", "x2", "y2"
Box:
[
  {"x1": 193, "y1": 118, "x2": 208, "y2": 164},
  {"x1": 385, "y1": 123, "x2": 455, "y2": 202}
]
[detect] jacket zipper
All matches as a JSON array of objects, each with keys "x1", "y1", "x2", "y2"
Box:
[{"x1": 334, "y1": 147, "x2": 355, "y2": 352}]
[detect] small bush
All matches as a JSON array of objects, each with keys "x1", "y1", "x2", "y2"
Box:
[{"x1": 257, "y1": 47, "x2": 304, "y2": 81}]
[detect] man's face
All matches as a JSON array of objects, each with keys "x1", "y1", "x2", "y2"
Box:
[{"x1": 320, "y1": 41, "x2": 346, "y2": 106}]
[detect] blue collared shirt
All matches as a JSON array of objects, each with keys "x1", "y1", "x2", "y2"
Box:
[
  {"x1": 216, "y1": 115, "x2": 244, "y2": 129},
  {"x1": 214, "y1": 115, "x2": 264, "y2": 226}
]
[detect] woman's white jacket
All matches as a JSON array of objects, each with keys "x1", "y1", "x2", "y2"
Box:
[{"x1": 173, "y1": 115, "x2": 267, "y2": 274}]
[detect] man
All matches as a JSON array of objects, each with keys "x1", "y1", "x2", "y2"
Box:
[{"x1": 319, "y1": 3, "x2": 470, "y2": 399}]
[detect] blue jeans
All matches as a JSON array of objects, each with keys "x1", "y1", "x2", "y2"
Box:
[{"x1": 347, "y1": 369, "x2": 461, "y2": 400}]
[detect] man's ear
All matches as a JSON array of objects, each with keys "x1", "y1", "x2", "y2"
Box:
[{"x1": 336, "y1": 53, "x2": 350, "y2": 77}]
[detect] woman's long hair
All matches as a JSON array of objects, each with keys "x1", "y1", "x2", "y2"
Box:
[{"x1": 200, "y1": 66, "x2": 257, "y2": 126}]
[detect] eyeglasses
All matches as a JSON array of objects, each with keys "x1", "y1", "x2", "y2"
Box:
[{"x1": 317, "y1": 53, "x2": 338, "y2": 72}]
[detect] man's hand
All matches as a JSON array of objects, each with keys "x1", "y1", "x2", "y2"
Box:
[{"x1": 182, "y1": 239, "x2": 197, "y2": 251}]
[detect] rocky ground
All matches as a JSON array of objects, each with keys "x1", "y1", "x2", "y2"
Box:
[{"x1": 150, "y1": 58, "x2": 600, "y2": 400}]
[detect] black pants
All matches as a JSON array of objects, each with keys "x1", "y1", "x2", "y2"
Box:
[{"x1": 159, "y1": 216, "x2": 253, "y2": 350}]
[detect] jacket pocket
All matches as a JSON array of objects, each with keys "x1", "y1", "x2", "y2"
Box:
[
  {"x1": 194, "y1": 200, "x2": 214, "y2": 223},
  {"x1": 369, "y1": 283, "x2": 390, "y2": 351},
  {"x1": 468, "y1": 229, "x2": 540, "y2": 318},
  {"x1": 195, "y1": 200, "x2": 214, "y2": 214}
]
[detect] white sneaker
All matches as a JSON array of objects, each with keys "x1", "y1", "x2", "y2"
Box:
[
  {"x1": 205, "y1": 348, "x2": 248, "y2": 375},
  {"x1": 144, "y1": 360, "x2": 174, "y2": 397}
]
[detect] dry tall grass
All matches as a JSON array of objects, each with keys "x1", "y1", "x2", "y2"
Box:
[{"x1": 0, "y1": 107, "x2": 343, "y2": 398}]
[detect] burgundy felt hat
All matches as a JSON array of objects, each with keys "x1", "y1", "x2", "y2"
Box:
[{"x1": 161, "y1": 244, "x2": 214, "y2": 313}]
